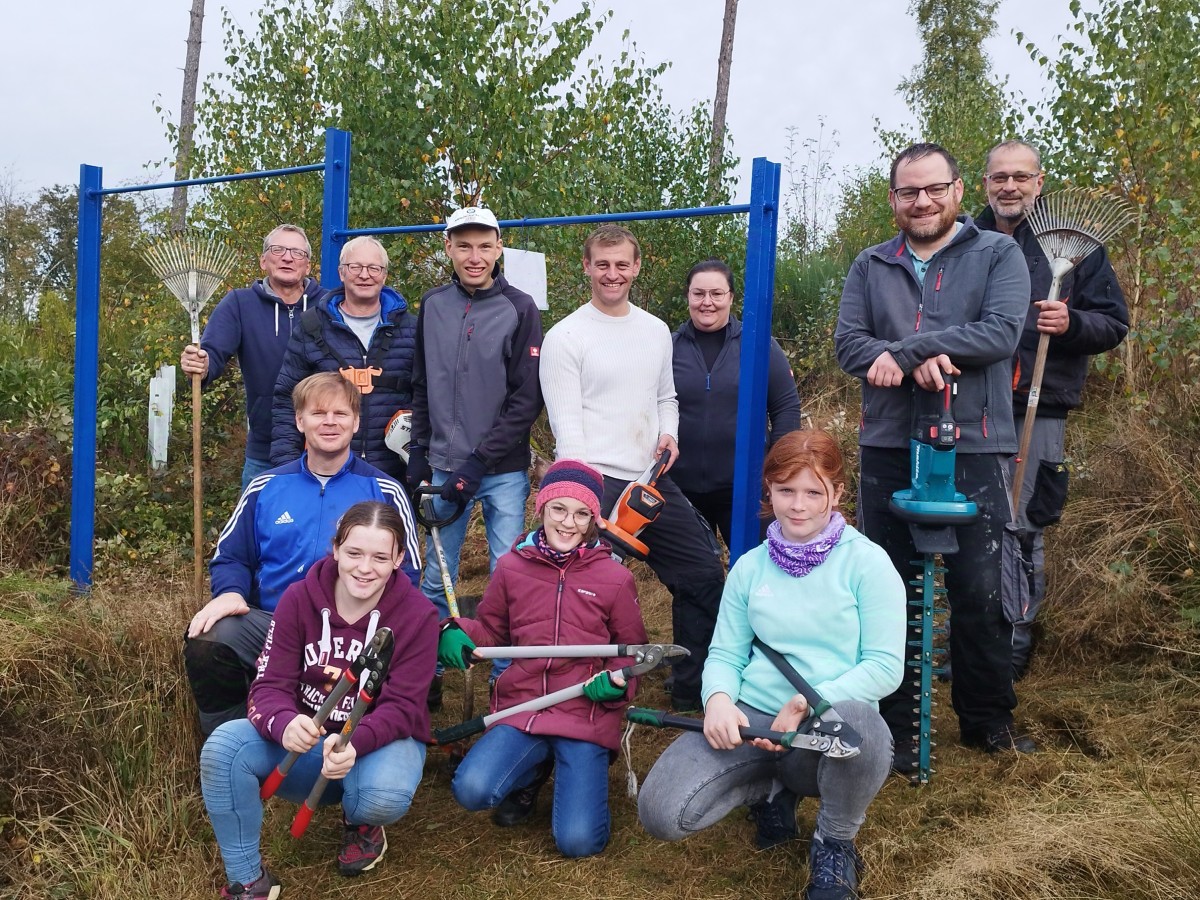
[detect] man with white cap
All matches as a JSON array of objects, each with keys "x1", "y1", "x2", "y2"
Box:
[{"x1": 408, "y1": 207, "x2": 543, "y2": 700}]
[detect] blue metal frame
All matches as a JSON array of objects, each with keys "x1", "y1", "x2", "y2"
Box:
[{"x1": 69, "y1": 128, "x2": 780, "y2": 589}]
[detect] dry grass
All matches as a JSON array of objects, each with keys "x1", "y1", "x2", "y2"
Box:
[{"x1": 4, "y1": 388, "x2": 1200, "y2": 899}]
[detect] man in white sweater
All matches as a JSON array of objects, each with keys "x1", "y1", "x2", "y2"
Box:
[{"x1": 540, "y1": 225, "x2": 725, "y2": 712}]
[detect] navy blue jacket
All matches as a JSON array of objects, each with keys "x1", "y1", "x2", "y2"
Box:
[
  {"x1": 198, "y1": 277, "x2": 325, "y2": 460},
  {"x1": 210, "y1": 452, "x2": 421, "y2": 612},
  {"x1": 976, "y1": 204, "x2": 1128, "y2": 418},
  {"x1": 671, "y1": 317, "x2": 802, "y2": 493},
  {"x1": 270, "y1": 287, "x2": 417, "y2": 481}
]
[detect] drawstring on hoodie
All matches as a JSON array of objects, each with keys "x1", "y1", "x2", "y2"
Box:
[
  {"x1": 317, "y1": 608, "x2": 332, "y2": 666},
  {"x1": 274, "y1": 291, "x2": 311, "y2": 337},
  {"x1": 363, "y1": 609, "x2": 380, "y2": 650}
]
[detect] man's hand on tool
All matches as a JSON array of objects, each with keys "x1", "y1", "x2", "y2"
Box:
[
  {"x1": 582, "y1": 670, "x2": 627, "y2": 703},
  {"x1": 187, "y1": 592, "x2": 250, "y2": 637},
  {"x1": 654, "y1": 434, "x2": 678, "y2": 472},
  {"x1": 1034, "y1": 298, "x2": 1070, "y2": 335},
  {"x1": 321, "y1": 732, "x2": 357, "y2": 780},
  {"x1": 282, "y1": 714, "x2": 323, "y2": 755},
  {"x1": 437, "y1": 621, "x2": 477, "y2": 669},
  {"x1": 405, "y1": 445, "x2": 432, "y2": 489},
  {"x1": 753, "y1": 693, "x2": 810, "y2": 752},
  {"x1": 912, "y1": 354, "x2": 960, "y2": 392},
  {"x1": 866, "y1": 350, "x2": 905, "y2": 387},
  {"x1": 702, "y1": 692, "x2": 749, "y2": 751},
  {"x1": 441, "y1": 453, "x2": 487, "y2": 504},
  {"x1": 180, "y1": 344, "x2": 210, "y2": 379}
]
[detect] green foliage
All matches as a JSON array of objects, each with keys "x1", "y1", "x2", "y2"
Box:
[
  {"x1": 181, "y1": 0, "x2": 742, "y2": 329},
  {"x1": 771, "y1": 252, "x2": 846, "y2": 385},
  {"x1": 1023, "y1": 0, "x2": 1200, "y2": 392}
]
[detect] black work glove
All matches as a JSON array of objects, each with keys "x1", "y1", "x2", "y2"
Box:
[
  {"x1": 406, "y1": 444, "x2": 432, "y2": 489},
  {"x1": 440, "y1": 453, "x2": 488, "y2": 505}
]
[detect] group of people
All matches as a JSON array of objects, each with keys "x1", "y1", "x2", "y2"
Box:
[{"x1": 181, "y1": 137, "x2": 1126, "y2": 900}]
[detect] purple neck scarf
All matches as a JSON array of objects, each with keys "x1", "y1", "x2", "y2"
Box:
[{"x1": 766, "y1": 512, "x2": 846, "y2": 578}]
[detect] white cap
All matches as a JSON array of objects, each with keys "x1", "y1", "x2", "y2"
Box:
[{"x1": 445, "y1": 206, "x2": 500, "y2": 235}]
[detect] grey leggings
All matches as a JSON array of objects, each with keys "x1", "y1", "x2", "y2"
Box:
[{"x1": 638, "y1": 700, "x2": 892, "y2": 843}]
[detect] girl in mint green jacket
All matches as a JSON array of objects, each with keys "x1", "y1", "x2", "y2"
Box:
[{"x1": 639, "y1": 429, "x2": 905, "y2": 900}]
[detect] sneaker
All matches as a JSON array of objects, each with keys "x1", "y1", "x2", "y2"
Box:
[
  {"x1": 338, "y1": 822, "x2": 387, "y2": 876},
  {"x1": 747, "y1": 789, "x2": 798, "y2": 850},
  {"x1": 805, "y1": 834, "x2": 864, "y2": 900},
  {"x1": 220, "y1": 868, "x2": 281, "y2": 900},
  {"x1": 426, "y1": 674, "x2": 444, "y2": 711},
  {"x1": 960, "y1": 723, "x2": 1037, "y2": 755},
  {"x1": 492, "y1": 760, "x2": 553, "y2": 827}
]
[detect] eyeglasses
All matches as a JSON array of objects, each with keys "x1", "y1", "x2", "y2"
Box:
[
  {"x1": 985, "y1": 172, "x2": 1040, "y2": 185},
  {"x1": 892, "y1": 182, "x2": 955, "y2": 203},
  {"x1": 340, "y1": 262, "x2": 386, "y2": 277},
  {"x1": 688, "y1": 289, "x2": 731, "y2": 302},
  {"x1": 265, "y1": 244, "x2": 310, "y2": 259},
  {"x1": 545, "y1": 503, "x2": 594, "y2": 527}
]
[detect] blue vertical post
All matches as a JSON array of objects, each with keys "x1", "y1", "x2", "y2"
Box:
[
  {"x1": 69, "y1": 165, "x2": 104, "y2": 590},
  {"x1": 321, "y1": 128, "x2": 351, "y2": 290},
  {"x1": 729, "y1": 157, "x2": 782, "y2": 566}
]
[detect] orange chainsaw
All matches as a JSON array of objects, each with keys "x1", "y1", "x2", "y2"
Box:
[{"x1": 599, "y1": 449, "x2": 671, "y2": 561}]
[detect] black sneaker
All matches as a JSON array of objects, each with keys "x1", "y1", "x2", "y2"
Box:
[
  {"x1": 492, "y1": 760, "x2": 553, "y2": 827},
  {"x1": 220, "y1": 867, "x2": 281, "y2": 899},
  {"x1": 426, "y1": 674, "x2": 444, "y2": 711},
  {"x1": 747, "y1": 789, "x2": 798, "y2": 850},
  {"x1": 805, "y1": 834, "x2": 864, "y2": 900},
  {"x1": 961, "y1": 723, "x2": 1037, "y2": 755},
  {"x1": 338, "y1": 821, "x2": 387, "y2": 876}
]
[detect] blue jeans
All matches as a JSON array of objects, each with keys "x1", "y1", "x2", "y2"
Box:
[
  {"x1": 638, "y1": 700, "x2": 892, "y2": 843},
  {"x1": 421, "y1": 468, "x2": 528, "y2": 676},
  {"x1": 241, "y1": 455, "x2": 274, "y2": 492},
  {"x1": 200, "y1": 718, "x2": 425, "y2": 885},
  {"x1": 451, "y1": 724, "x2": 611, "y2": 858}
]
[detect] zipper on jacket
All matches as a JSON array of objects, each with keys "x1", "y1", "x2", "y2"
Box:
[{"x1": 530, "y1": 569, "x2": 568, "y2": 732}]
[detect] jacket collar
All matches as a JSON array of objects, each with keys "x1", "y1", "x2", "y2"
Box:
[
  {"x1": 870, "y1": 214, "x2": 981, "y2": 264},
  {"x1": 324, "y1": 285, "x2": 407, "y2": 324},
  {"x1": 299, "y1": 450, "x2": 355, "y2": 482},
  {"x1": 676, "y1": 314, "x2": 742, "y2": 342},
  {"x1": 450, "y1": 266, "x2": 506, "y2": 300}
]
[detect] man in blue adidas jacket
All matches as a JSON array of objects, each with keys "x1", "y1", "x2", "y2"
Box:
[
  {"x1": 180, "y1": 225, "x2": 326, "y2": 489},
  {"x1": 184, "y1": 372, "x2": 421, "y2": 735}
]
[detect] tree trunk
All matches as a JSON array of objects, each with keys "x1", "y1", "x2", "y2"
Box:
[
  {"x1": 707, "y1": 0, "x2": 738, "y2": 204},
  {"x1": 171, "y1": 0, "x2": 206, "y2": 234}
]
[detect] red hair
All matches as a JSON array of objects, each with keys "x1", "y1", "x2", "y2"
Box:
[{"x1": 760, "y1": 430, "x2": 846, "y2": 518}]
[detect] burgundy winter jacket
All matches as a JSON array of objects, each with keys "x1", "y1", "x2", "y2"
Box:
[
  {"x1": 247, "y1": 556, "x2": 438, "y2": 754},
  {"x1": 457, "y1": 534, "x2": 647, "y2": 751}
]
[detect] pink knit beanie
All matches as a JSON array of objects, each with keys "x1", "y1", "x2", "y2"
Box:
[{"x1": 535, "y1": 459, "x2": 605, "y2": 520}]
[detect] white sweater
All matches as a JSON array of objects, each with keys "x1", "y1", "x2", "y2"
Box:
[{"x1": 539, "y1": 302, "x2": 679, "y2": 481}]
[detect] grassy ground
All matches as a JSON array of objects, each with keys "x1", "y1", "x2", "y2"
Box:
[{"x1": 3, "y1": 385, "x2": 1200, "y2": 898}]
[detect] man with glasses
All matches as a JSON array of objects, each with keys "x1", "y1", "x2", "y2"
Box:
[
  {"x1": 271, "y1": 236, "x2": 417, "y2": 482},
  {"x1": 977, "y1": 140, "x2": 1129, "y2": 679},
  {"x1": 407, "y1": 207, "x2": 543, "y2": 698},
  {"x1": 835, "y1": 143, "x2": 1035, "y2": 773},
  {"x1": 181, "y1": 225, "x2": 326, "y2": 489}
]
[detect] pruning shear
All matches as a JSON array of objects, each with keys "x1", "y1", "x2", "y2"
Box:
[
  {"x1": 624, "y1": 706, "x2": 861, "y2": 759},
  {"x1": 434, "y1": 643, "x2": 689, "y2": 745}
]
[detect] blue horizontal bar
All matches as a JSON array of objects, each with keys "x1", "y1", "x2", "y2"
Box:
[
  {"x1": 95, "y1": 163, "x2": 325, "y2": 196},
  {"x1": 344, "y1": 203, "x2": 755, "y2": 238}
]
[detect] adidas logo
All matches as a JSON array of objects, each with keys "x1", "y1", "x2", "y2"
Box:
[
  {"x1": 754, "y1": 584, "x2": 774, "y2": 597},
  {"x1": 275, "y1": 511, "x2": 295, "y2": 525}
]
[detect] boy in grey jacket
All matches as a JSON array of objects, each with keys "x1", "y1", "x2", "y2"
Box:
[{"x1": 835, "y1": 143, "x2": 1036, "y2": 773}]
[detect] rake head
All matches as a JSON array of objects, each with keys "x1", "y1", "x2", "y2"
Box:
[
  {"x1": 1025, "y1": 188, "x2": 1137, "y2": 270},
  {"x1": 143, "y1": 237, "x2": 240, "y2": 343}
]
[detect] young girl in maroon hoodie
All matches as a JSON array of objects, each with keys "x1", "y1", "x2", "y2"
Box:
[
  {"x1": 199, "y1": 501, "x2": 437, "y2": 899},
  {"x1": 438, "y1": 459, "x2": 648, "y2": 857}
]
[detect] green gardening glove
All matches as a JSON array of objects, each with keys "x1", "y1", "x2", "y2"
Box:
[
  {"x1": 582, "y1": 671, "x2": 626, "y2": 703},
  {"x1": 437, "y1": 621, "x2": 476, "y2": 669}
]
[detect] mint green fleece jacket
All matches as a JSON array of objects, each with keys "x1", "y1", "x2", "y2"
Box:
[{"x1": 701, "y1": 525, "x2": 906, "y2": 712}]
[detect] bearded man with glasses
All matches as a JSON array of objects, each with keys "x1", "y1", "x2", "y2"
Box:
[
  {"x1": 835, "y1": 143, "x2": 1037, "y2": 773},
  {"x1": 977, "y1": 140, "x2": 1129, "y2": 680},
  {"x1": 181, "y1": 224, "x2": 327, "y2": 489},
  {"x1": 271, "y1": 236, "x2": 418, "y2": 482}
]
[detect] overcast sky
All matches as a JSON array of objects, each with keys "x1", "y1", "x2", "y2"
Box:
[{"x1": 2, "y1": 0, "x2": 1089, "y2": 204}]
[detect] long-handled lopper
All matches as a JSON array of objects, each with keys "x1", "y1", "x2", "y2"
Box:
[
  {"x1": 289, "y1": 637, "x2": 395, "y2": 839},
  {"x1": 434, "y1": 643, "x2": 688, "y2": 745},
  {"x1": 260, "y1": 627, "x2": 395, "y2": 801},
  {"x1": 624, "y1": 707, "x2": 861, "y2": 758}
]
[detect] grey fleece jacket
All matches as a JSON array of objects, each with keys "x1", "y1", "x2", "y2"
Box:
[{"x1": 834, "y1": 215, "x2": 1030, "y2": 454}]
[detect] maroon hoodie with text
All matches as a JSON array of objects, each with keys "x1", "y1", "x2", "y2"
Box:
[{"x1": 247, "y1": 555, "x2": 438, "y2": 754}]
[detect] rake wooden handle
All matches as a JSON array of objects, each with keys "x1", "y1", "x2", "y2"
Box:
[{"x1": 192, "y1": 369, "x2": 204, "y2": 605}]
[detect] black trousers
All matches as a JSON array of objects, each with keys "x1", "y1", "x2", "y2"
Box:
[
  {"x1": 682, "y1": 485, "x2": 770, "y2": 552},
  {"x1": 856, "y1": 447, "x2": 1017, "y2": 737},
  {"x1": 602, "y1": 474, "x2": 725, "y2": 706}
]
